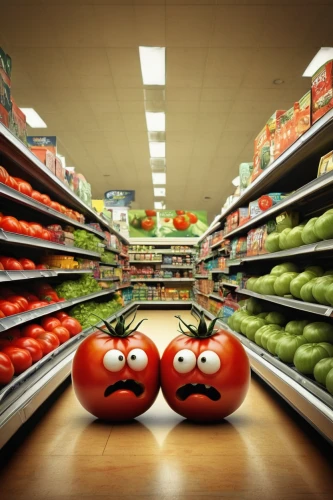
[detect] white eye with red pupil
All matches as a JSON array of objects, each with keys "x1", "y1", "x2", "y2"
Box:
[
  {"x1": 127, "y1": 349, "x2": 148, "y2": 371},
  {"x1": 197, "y1": 350, "x2": 221, "y2": 374},
  {"x1": 173, "y1": 349, "x2": 196, "y2": 373},
  {"x1": 103, "y1": 349, "x2": 126, "y2": 372}
]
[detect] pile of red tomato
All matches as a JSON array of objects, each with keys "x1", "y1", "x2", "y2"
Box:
[
  {"x1": 0, "y1": 283, "x2": 64, "y2": 318},
  {"x1": 0, "y1": 211, "x2": 54, "y2": 241},
  {"x1": 0, "y1": 255, "x2": 46, "y2": 271},
  {"x1": 0, "y1": 165, "x2": 83, "y2": 222},
  {"x1": 0, "y1": 311, "x2": 82, "y2": 385}
]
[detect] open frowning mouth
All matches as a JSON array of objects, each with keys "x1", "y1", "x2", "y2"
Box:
[
  {"x1": 176, "y1": 383, "x2": 221, "y2": 401},
  {"x1": 104, "y1": 379, "x2": 144, "y2": 398}
]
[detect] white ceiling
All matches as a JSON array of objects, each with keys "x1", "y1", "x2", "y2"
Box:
[{"x1": 0, "y1": 0, "x2": 330, "y2": 221}]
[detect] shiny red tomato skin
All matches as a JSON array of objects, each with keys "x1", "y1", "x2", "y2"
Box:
[
  {"x1": 5, "y1": 176, "x2": 18, "y2": 191},
  {"x1": 173, "y1": 215, "x2": 190, "y2": 231},
  {"x1": 0, "y1": 301, "x2": 20, "y2": 316},
  {"x1": 52, "y1": 326, "x2": 70, "y2": 344},
  {"x1": 176, "y1": 210, "x2": 185, "y2": 215},
  {"x1": 0, "y1": 352, "x2": 15, "y2": 385},
  {"x1": 186, "y1": 212, "x2": 198, "y2": 224},
  {"x1": 2, "y1": 258, "x2": 23, "y2": 271},
  {"x1": 36, "y1": 332, "x2": 60, "y2": 354},
  {"x1": 31, "y1": 190, "x2": 42, "y2": 202},
  {"x1": 19, "y1": 258, "x2": 36, "y2": 270},
  {"x1": 141, "y1": 217, "x2": 155, "y2": 231},
  {"x1": 21, "y1": 324, "x2": 45, "y2": 339},
  {"x1": 0, "y1": 166, "x2": 9, "y2": 184},
  {"x1": 160, "y1": 329, "x2": 250, "y2": 422},
  {"x1": 0, "y1": 216, "x2": 21, "y2": 234},
  {"x1": 7, "y1": 295, "x2": 29, "y2": 311},
  {"x1": 13, "y1": 337, "x2": 43, "y2": 362},
  {"x1": 29, "y1": 223, "x2": 43, "y2": 238},
  {"x1": 17, "y1": 181, "x2": 33, "y2": 197},
  {"x1": 61, "y1": 317, "x2": 82, "y2": 336},
  {"x1": 2, "y1": 346, "x2": 32, "y2": 375},
  {"x1": 41, "y1": 317, "x2": 61, "y2": 331},
  {"x1": 72, "y1": 330, "x2": 160, "y2": 421},
  {"x1": 40, "y1": 194, "x2": 51, "y2": 206}
]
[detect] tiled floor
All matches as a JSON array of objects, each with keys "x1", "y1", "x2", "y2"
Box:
[{"x1": 0, "y1": 309, "x2": 332, "y2": 500}]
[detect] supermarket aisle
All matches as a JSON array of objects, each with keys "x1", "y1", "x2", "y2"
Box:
[{"x1": 0, "y1": 309, "x2": 332, "y2": 500}]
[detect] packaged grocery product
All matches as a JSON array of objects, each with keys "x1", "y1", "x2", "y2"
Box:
[
  {"x1": 317, "y1": 150, "x2": 333, "y2": 177},
  {"x1": 246, "y1": 226, "x2": 268, "y2": 256},
  {"x1": 295, "y1": 91, "x2": 311, "y2": 138},
  {"x1": 275, "y1": 210, "x2": 299, "y2": 232},
  {"x1": 226, "y1": 208, "x2": 249, "y2": 232},
  {"x1": 0, "y1": 47, "x2": 11, "y2": 77},
  {"x1": 55, "y1": 156, "x2": 65, "y2": 182},
  {"x1": 239, "y1": 162, "x2": 253, "y2": 193},
  {"x1": 248, "y1": 193, "x2": 286, "y2": 218},
  {"x1": 252, "y1": 110, "x2": 285, "y2": 181},
  {"x1": 312, "y1": 60, "x2": 333, "y2": 123},
  {"x1": 27, "y1": 136, "x2": 57, "y2": 155},
  {"x1": 9, "y1": 98, "x2": 27, "y2": 144},
  {"x1": 274, "y1": 107, "x2": 295, "y2": 160},
  {"x1": 0, "y1": 70, "x2": 11, "y2": 127},
  {"x1": 30, "y1": 146, "x2": 56, "y2": 175}
]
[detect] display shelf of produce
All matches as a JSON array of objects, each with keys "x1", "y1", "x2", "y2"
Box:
[
  {"x1": 192, "y1": 301, "x2": 333, "y2": 444},
  {"x1": 135, "y1": 300, "x2": 193, "y2": 306},
  {"x1": 0, "y1": 289, "x2": 120, "y2": 333},
  {"x1": 0, "y1": 123, "x2": 129, "y2": 244},
  {"x1": 117, "y1": 284, "x2": 133, "y2": 290},
  {"x1": 242, "y1": 239, "x2": 333, "y2": 263},
  {"x1": 0, "y1": 269, "x2": 92, "y2": 282},
  {"x1": 224, "y1": 171, "x2": 333, "y2": 240},
  {"x1": 161, "y1": 265, "x2": 193, "y2": 269},
  {"x1": 129, "y1": 260, "x2": 162, "y2": 264},
  {"x1": 237, "y1": 288, "x2": 333, "y2": 317},
  {"x1": 212, "y1": 108, "x2": 333, "y2": 226},
  {"x1": 0, "y1": 301, "x2": 137, "y2": 449},
  {"x1": 130, "y1": 278, "x2": 195, "y2": 282},
  {"x1": 209, "y1": 293, "x2": 225, "y2": 302},
  {"x1": 210, "y1": 240, "x2": 224, "y2": 250},
  {"x1": 0, "y1": 183, "x2": 106, "y2": 239},
  {"x1": 105, "y1": 246, "x2": 121, "y2": 254},
  {"x1": 0, "y1": 229, "x2": 102, "y2": 258},
  {"x1": 195, "y1": 274, "x2": 209, "y2": 279},
  {"x1": 99, "y1": 262, "x2": 119, "y2": 267},
  {"x1": 96, "y1": 277, "x2": 120, "y2": 282},
  {"x1": 128, "y1": 249, "x2": 195, "y2": 255}
]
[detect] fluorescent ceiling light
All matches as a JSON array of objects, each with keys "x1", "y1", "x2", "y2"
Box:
[
  {"x1": 303, "y1": 47, "x2": 333, "y2": 77},
  {"x1": 139, "y1": 47, "x2": 165, "y2": 85},
  {"x1": 146, "y1": 112, "x2": 165, "y2": 132},
  {"x1": 149, "y1": 142, "x2": 165, "y2": 158},
  {"x1": 154, "y1": 187, "x2": 166, "y2": 197},
  {"x1": 154, "y1": 201, "x2": 165, "y2": 209},
  {"x1": 232, "y1": 176, "x2": 240, "y2": 187},
  {"x1": 152, "y1": 172, "x2": 166, "y2": 185},
  {"x1": 20, "y1": 108, "x2": 47, "y2": 128}
]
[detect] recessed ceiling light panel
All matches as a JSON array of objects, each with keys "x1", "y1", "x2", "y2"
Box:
[
  {"x1": 20, "y1": 108, "x2": 47, "y2": 128},
  {"x1": 152, "y1": 172, "x2": 166, "y2": 185},
  {"x1": 303, "y1": 47, "x2": 333, "y2": 77},
  {"x1": 139, "y1": 47, "x2": 165, "y2": 86},
  {"x1": 146, "y1": 112, "x2": 165, "y2": 132},
  {"x1": 154, "y1": 187, "x2": 166, "y2": 197},
  {"x1": 149, "y1": 142, "x2": 165, "y2": 158},
  {"x1": 154, "y1": 201, "x2": 165, "y2": 209}
]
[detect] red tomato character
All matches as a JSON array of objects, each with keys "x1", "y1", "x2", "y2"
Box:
[
  {"x1": 72, "y1": 312, "x2": 160, "y2": 421},
  {"x1": 160, "y1": 313, "x2": 250, "y2": 422},
  {"x1": 173, "y1": 215, "x2": 190, "y2": 231}
]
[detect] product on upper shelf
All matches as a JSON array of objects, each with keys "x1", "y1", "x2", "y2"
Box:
[
  {"x1": 312, "y1": 60, "x2": 333, "y2": 123},
  {"x1": 317, "y1": 150, "x2": 333, "y2": 177},
  {"x1": 226, "y1": 208, "x2": 249, "y2": 233},
  {"x1": 0, "y1": 47, "x2": 12, "y2": 128},
  {"x1": 295, "y1": 91, "x2": 311, "y2": 138},
  {"x1": 9, "y1": 98, "x2": 27, "y2": 145},
  {"x1": 239, "y1": 162, "x2": 253, "y2": 193},
  {"x1": 248, "y1": 193, "x2": 286, "y2": 219}
]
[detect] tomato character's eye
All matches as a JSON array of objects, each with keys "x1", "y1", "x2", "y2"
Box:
[
  {"x1": 197, "y1": 350, "x2": 221, "y2": 374},
  {"x1": 127, "y1": 348, "x2": 148, "y2": 371},
  {"x1": 103, "y1": 349, "x2": 126, "y2": 372},
  {"x1": 173, "y1": 349, "x2": 196, "y2": 373}
]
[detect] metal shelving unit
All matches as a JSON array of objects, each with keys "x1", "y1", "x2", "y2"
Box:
[
  {"x1": 194, "y1": 274, "x2": 209, "y2": 279},
  {"x1": 134, "y1": 300, "x2": 193, "y2": 306},
  {"x1": 221, "y1": 281, "x2": 238, "y2": 288},
  {"x1": 209, "y1": 292, "x2": 224, "y2": 302},
  {"x1": 129, "y1": 260, "x2": 162, "y2": 264},
  {"x1": 192, "y1": 301, "x2": 333, "y2": 444},
  {"x1": 0, "y1": 123, "x2": 129, "y2": 244},
  {"x1": 95, "y1": 277, "x2": 120, "y2": 282},
  {"x1": 196, "y1": 252, "x2": 218, "y2": 264},
  {"x1": 105, "y1": 246, "x2": 121, "y2": 254},
  {"x1": 0, "y1": 268, "x2": 92, "y2": 282},
  {"x1": 129, "y1": 249, "x2": 195, "y2": 255},
  {"x1": 131, "y1": 278, "x2": 195, "y2": 282},
  {"x1": 195, "y1": 290, "x2": 210, "y2": 298},
  {"x1": 210, "y1": 239, "x2": 224, "y2": 249}
]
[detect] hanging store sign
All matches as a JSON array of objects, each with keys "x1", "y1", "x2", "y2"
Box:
[{"x1": 104, "y1": 190, "x2": 135, "y2": 207}]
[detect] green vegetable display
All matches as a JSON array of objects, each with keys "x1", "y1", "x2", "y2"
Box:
[
  {"x1": 101, "y1": 251, "x2": 117, "y2": 265},
  {"x1": 74, "y1": 229, "x2": 104, "y2": 254},
  {"x1": 69, "y1": 299, "x2": 122, "y2": 329},
  {"x1": 55, "y1": 274, "x2": 101, "y2": 300}
]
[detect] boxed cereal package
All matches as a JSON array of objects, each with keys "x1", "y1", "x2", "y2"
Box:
[
  {"x1": 312, "y1": 60, "x2": 333, "y2": 123},
  {"x1": 295, "y1": 91, "x2": 311, "y2": 138}
]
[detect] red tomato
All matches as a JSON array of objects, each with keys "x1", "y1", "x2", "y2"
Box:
[
  {"x1": 17, "y1": 181, "x2": 33, "y2": 197},
  {"x1": 29, "y1": 223, "x2": 43, "y2": 238},
  {"x1": 20, "y1": 292, "x2": 39, "y2": 302},
  {"x1": 0, "y1": 301, "x2": 20, "y2": 316},
  {"x1": 141, "y1": 217, "x2": 155, "y2": 231},
  {"x1": 59, "y1": 205, "x2": 67, "y2": 214},
  {"x1": 40, "y1": 291, "x2": 59, "y2": 303},
  {"x1": 41, "y1": 229, "x2": 51, "y2": 241},
  {"x1": 145, "y1": 210, "x2": 156, "y2": 217},
  {"x1": 55, "y1": 311, "x2": 69, "y2": 321},
  {"x1": 176, "y1": 210, "x2": 185, "y2": 215},
  {"x1": 34, "y1": 283, "x2": 53, "y2": 294},
  {"x1": 26, "y1": 301, "x2": 49, "y2": 310},
  {"x1": 0, "y1": 262, "x2": 3, "y2": 270},
  {"x1": 2, "y1": 346, "x2": 32, "y2": 375},
  {"x1": 39, "y1": 194, "x2": 51, "y2": 206},
  {"x1": 2, "y1": 258, "x2": 23, "y2": 271},
  {"x1": 0, "y1": 338, "x2": 10, "y2": 349},
  {"x1": 164, "y1": 218, "x2": 170, "y2": 222},
  {"x1": 18, "y1": 220, "x2": 30, "y2": 236},
  {"x1": 18, "y1": 258, "x2": 36, "y2": 270},
  {"x1": 37, "y1": 332, "x2": 60, "y2": 354},
  {"x1": 0, "y1": 166, "x2": 9, "y2": 184},
  {"x1": 49, "y1": 201, "x2": 61, "y2": 212},
  {"x1": 7, "y1": 295, "x2": 29, "y2": 311},
  {"x1": 186, "y1": 212, "x2": 198, "y2": 224},
  {"x1": 36, "y1": 264, "x2": 48, "y2": 270},
  {"x1": 14, "y1": 337, "x2": 43, "y2": 362},
  {"x1": 0, "y1": 352, "x2": 14, "y2": 385},
  {"x1": 52, "y1": 326, "x2": 70, "y2": 344},
  {"x1": 0, "y1": 216, "x2": 21, "y2": 234},
  {"x1": 72, "y1": 315, "x2": 160, "y2": 421},
  {"x1": 160, "y1": 314, "x2": 250, "y2": 422},
  {"x1": 41, "y1": 316, "x2": 61, "y2": 331},
  {"x1": 21, "y1": 324, "x2": 45, "y2": 339},
  {"x1": 61, "y1": 317, "x2": 82, "y2": 336},
  {"x1": 173, "y1": 215, "x2": 190, "y2": 231},
  {"x1": 4, "y1": 176, "x2": 18, "y2": 191},
  {"x1": 31, "y1": 190, "x2": 42, "y2": 202},
  {"x1": 27, "y1": 226, "x2": 37, "y2": 238}
]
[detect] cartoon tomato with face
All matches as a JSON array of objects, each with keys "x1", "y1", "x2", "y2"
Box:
[
  {"x1": 161, "y1": 313, "x2": 250, "y2": 422},
  {"x1": 72, "y1": 312, "x2": 160, "y2": 421}
]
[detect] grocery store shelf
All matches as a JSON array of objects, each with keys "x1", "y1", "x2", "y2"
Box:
[
  {"x1": 211, "y1": 268, "x2": 228, "y2": 274},
  {"x1": 195, "y1": 274, "x2": 209, "y2": 278},
  {"x1": 0, "y1": 182, "x2": 106, "y2": 239},
  {"x1": 0, "y1": 288, "x2": 120, "y2": 332},
  {"x1": 214, "y1": 108, "x2": 333, "y2": 225},
  {"x1": 0, "y1": 301, "x2": 136, "y2": 449},
  {"x1": 242, "y1": 244, "x2": 318, "y2": 262},
  {"x1": 192, "y1": 301, "x2": 333, "y2": 444},
  {"x1": 221, "y1": 281, "x2": 238, "y2": 288},
  {"x1": 0, "y1": 123, "x2": 129, "y2": 244},
  {"x1": 237, "y1": 288, "x2": 333, "y2": 317},
  {"x1": 105, "y1": 246, "x2": 121, "y2": 254},
  {"x1": 119, "y1": 253, "x2": 129, "y2": 259},
  {"x1": 196, "y1": 252, "x2": 218, "y2": 264},
  {"x1": 209, "y1": 293, "x2": 225, "y2": 302},
  {"x1": 99, "y1": 262, "x2": 119, "y2": 267},
  {"x1": 0, "y1": 268, "x2": 92, "y2": 282},
  {"x1": 210, "y1": 239, "x2": 224, "y2": 249},
  {"x1": 194, "y1": 290, "x2": 210, "y2": 298},
  {"x1": 134, "y1": 300, "x2": 193, "y2": 306},
  {"x1": 129, "y1": 260, "x2": 162, "y2": 264},
  {"x1": 117, "y1": 284, "x2": 133, "y2": 290},
  {"x1": 130, "y1": 278, "x2": 195, "y2": 282},
  {"x1": 0, "y1": 229, "x2": 101, "y2": 258},
  {"x1": 96, "y1": 277, "x2": 120, "y2": 282},
  {"x1": 160, "y1": 265, "x2": 193, "y2": 269},
  {"x1": 129, "y1": 249, "x2": 195, "y2": 255}
]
